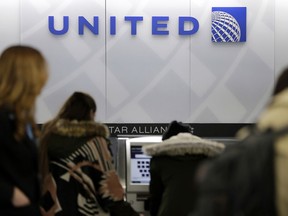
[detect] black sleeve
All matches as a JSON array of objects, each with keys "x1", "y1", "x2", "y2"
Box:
[
  {"x1": 108, "y1": 200, "x2": 140, "y2": 216},
  {"x1": 0, "y1": 111, "x2": 15, "y2": 205},
  {"x1": 149, "y1": 157, "x2": 164, "y2": 216}
]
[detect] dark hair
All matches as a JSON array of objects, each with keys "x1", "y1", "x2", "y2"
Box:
[
  {"x1": 273, "y1": 67, "x2": 288, "y2": 95},
  {"x1": 162, "y1": 120, "x2": 192, "y2": 140},
  {"x1": 57, "y1": 91, "x2": 97, "y2": 121},
  {"x1": 39, "y1": 92, "x2": 97, "y2": 185}
]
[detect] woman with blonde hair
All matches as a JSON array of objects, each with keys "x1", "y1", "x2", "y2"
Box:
[{"x1": 0, "y1": 45, "x2": 48, "y2": 216}]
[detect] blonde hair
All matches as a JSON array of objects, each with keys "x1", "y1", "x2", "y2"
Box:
[{"x1": 0, "y1": 45, "x2": 48, "y2": 140}]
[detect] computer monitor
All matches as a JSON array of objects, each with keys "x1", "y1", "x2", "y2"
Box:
[{"x1": 126, "y1": 136, "x2": 162, "y2": 193}]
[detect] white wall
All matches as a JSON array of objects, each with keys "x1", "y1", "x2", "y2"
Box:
[
  {"x1": 0, "y1": 0, "x2": 287, "y2": 124},
  {"x1": 0, "y1": 0, "x2": 20, "y2": 50},
  {"x1": 275, "y1": 0, "x2": 288, "y2": 75}
]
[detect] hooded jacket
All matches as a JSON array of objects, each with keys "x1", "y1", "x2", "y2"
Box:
[
  {"x1": 40, "y1": 119, "x2": 138, "y2": 216},
  {"x1": 142, "y1": 133, "x2": 225, "y2": 216}
]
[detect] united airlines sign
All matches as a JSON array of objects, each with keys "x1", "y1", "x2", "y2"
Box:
[
  {"x1": 212, "y1": 7, "x2": 247, "y2": 42},
  {"x1": 48, "y1": 7, "x2": 246, "y2": 42},
  {"x1": 48, "y1": 16, "x2": 200, "y2": 36}
]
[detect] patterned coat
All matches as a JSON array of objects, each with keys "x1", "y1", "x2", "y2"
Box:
[{"x1": 40, "y1": 119, "x2": 138, "y2": 216}]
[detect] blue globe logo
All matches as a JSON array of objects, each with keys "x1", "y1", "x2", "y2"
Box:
[{"x1": 212, "y1": 11, "x2": 241, "y2": 42}]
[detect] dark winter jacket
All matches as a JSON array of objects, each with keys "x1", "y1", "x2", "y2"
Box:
[
  {"x1": 40, "y1": 119, "x2": 139, "y2": 216},
  {"x1": 142, "y1": 133, "x2": 225, "y2": 216},
  {"x1": 0, "y1": 108, "x2": 41, "y2": 216},
  {"x1": 191, "y1": 129, "x2": 279, "y2": 216},
  {"x1": 191, "y1": 89, "x2": 288, "y2": 216}
]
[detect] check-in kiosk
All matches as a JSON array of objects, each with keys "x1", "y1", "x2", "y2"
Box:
[
  {"x1": 125, "y1": 136, "x2": 162, "y2": 215},
  {"x1": 120, "y1": 136, "x2": 239, "y2": 215}
]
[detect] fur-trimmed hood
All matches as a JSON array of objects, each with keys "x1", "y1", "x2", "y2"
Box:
[
  {"x1": 49, "y1": 119, "x2": 110, "y2": 138},
  {"x1": 143, "y1": 133, "x2": 225, "y2": 157}
]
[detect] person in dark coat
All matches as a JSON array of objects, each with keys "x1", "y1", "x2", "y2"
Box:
[
  {"x1": 39, "y1": 91, "x2": 140, "y2": 216},
  {"x1": 0, "y1": 45, "x2": 48, "y2": 216},
  {"x1": 190, "y1": 68, "x2": 288, "y2": 216},
  {"x1": 142, "y1": 121, "x2": 225, "y2": 216}
]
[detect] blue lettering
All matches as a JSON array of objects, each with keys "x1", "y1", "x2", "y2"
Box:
[
  {"x1": 124, "y1": 16, "x2": 143, "y2": 35},
  {"x1": 179, "y1": 17, "x2": 199, "y2": 35},
  {"x1": 78, "y1": 16, "x2": 99, "y2": 35},
  {"x1": 110, "y1": 16, "x2": 116, "y2": 35},
  {"x1": 48, "y1": 15, "x2": 201, "y2": 37},
  {"x1": 152, "y1": 16, "x2": 169, "y2": 35},
  {"x1": 48, "y1": 16, "x2": 69, "y2": 35}
]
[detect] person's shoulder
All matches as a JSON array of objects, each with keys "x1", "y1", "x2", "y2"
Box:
[
  {"x1": 48, "y1": 119, "x2": 110, "y2": 139},
  {"x1": 237, "y1": 128, "x2": 280, "y2": 155},
  {"x1": 93, "y1": 122, "x2": 110, "y2": 139}
]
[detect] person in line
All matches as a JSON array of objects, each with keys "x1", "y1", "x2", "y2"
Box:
[
  {"x1": 39, "y1": 91, "x2": 141, "y2": 216},
  {"x1": 0, "y1": 45, "x2": 48, "y2": 216},
  {"x1": 142, "y1": 121, "x2": 225, "y2": 216},
  {"x1": 190, "y1": 68, "x2": 288, "y2": 216},
  {"x1": 273, "y1": 67, "x2": 288, "y2": 95}
]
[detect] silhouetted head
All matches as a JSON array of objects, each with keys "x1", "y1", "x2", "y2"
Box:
[
  {"x1": 162, "y1": 120, "x2": 192, "y2": 141},
  {"x1": 273, "y1": 67, "x2": 288, "y2": 96},
  {"x1": 57, "y1": 92, "x2": 97, "y2": 121}
]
